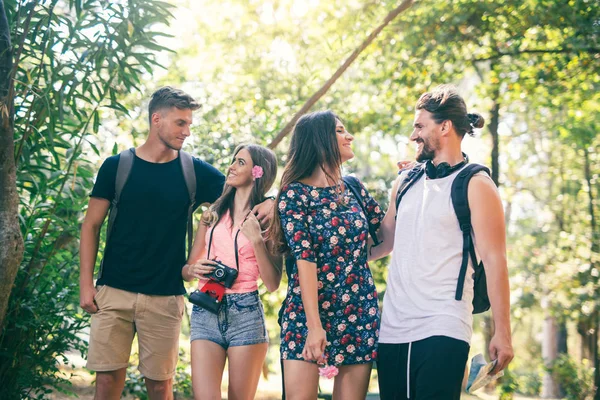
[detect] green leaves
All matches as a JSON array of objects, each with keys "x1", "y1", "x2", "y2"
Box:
[{"x1": 2, "y1": 0, "x2": 175, "y2": 396}]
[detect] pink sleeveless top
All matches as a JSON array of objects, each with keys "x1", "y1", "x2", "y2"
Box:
[{"x1": 197, "y1": 212, "x2": 260, "y2": 294}]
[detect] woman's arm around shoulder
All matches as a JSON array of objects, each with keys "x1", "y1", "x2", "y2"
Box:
[{"x1": 368, "y1": 174, "x2": 404, "y2": 261}]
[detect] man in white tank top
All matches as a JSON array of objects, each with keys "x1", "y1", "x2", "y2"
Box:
[{"x1": 369, "y1": 85, "x2": 513, "y2": 399}]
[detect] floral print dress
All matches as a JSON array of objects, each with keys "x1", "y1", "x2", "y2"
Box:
[{"x1": 278, "y1": 180, "x2": 384, "y2": 366}]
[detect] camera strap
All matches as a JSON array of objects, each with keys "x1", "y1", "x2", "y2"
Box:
[{"x1": 206, "y1": 223, "x2": 242, "y2": 271}]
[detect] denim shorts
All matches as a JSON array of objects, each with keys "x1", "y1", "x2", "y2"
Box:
[{"x1": 190, "y1": 291, "x2": 268, "y2": 349}]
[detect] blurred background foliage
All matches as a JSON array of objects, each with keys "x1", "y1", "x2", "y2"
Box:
[{"x1": 0, "y1": 0, "x2": 598, "y2": 398}]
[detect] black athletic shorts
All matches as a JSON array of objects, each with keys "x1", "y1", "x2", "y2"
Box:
[{"x1": 377, "y1": 335, "x2": 470, "y2": 400}]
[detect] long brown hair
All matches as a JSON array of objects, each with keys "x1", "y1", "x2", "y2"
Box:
[
  {"x1": 267, "y1": 110, "x2": 343, "y2": 252},
  {"x1": 204, "y1": 144, "x2": 277, "y2": 227}
]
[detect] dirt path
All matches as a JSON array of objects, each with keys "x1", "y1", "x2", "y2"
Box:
[{"x1": 47, "y1": 367, "x2": 538, "y2": 400}]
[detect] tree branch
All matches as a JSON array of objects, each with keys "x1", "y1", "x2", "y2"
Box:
[
  {"x1": 472, "y1": 47, "x2": 600, "y2": 63},
  {"x1": 268, "y1": 0, "x2": 415, "y2": 149}
]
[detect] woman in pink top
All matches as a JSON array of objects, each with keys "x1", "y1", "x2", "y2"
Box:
[{"x1": 182, "y1": 144, "x2": 282, "y2": 400}]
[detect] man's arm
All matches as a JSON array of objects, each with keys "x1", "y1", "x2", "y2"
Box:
[
  {"x1": 182, "y1": 215, "x2": 210, "y2": 282},
  {"x1": 368, "y1": 175, "x2": 403, "y2": 261},
  {"x1": 469, "y1": 175, "x2": 513, "y2": 373},
  {"x1": 79, "y1": 197, "x2": 110, "y2": 314}
]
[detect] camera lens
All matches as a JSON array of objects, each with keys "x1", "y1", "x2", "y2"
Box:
[{"x1": 215, "y1": 268, "x2": 225, "y2": 278}]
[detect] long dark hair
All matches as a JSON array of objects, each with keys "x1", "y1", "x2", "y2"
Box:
[
  {"x1": 267, "y1": 110, "x2": 343, "y2": 252},
  {"x1": 204, "y1": 144, "x2": 277, "y2": 227}
]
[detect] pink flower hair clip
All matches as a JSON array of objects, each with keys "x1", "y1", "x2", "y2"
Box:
[
  {"x1": 252, "y1": 165, "x2": 264, "y2": 179},
  {"x1": 318, "y1": 365, "x2": 339, "y2": 379}
]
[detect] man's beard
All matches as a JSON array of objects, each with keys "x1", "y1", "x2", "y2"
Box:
[{"x1": 415, "y1": 138, "x2": 436, "y2": 162}]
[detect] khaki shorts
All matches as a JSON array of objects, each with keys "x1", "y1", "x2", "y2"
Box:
[{"x1": 86, "y1": 285, "x2": 185, "y2": 381}]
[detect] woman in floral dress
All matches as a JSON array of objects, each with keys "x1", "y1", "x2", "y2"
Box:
[{"x1": 269, "y1": 110, "x2": 384, "y2": 399}]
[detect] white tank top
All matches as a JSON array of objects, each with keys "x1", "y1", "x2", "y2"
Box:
[{"x1": 379, "y1": 166, "x2": 486, "y2": 345}]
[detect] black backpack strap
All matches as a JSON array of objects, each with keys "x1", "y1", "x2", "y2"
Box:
[
  {"x1": 451, "y1": 163, "x2": 491, "y2": 301},
  {"x1": 395, "y1": 163, "x2": 425, "y2": 218},
  {"x1": 343, "y1": 176, "x2": 380, "y2": 246},
  {"x1": 105, "y1": 148, "x2": 135, "y2": 243},
  {"x1": 100, "y1": 148, "x2": 135, "y2": 279},
  {"x1": 179, "y1": 150, "x2": 197, "y2": 258}
]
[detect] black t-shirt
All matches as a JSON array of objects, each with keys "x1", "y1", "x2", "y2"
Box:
[{"x1": 91, "y1": 153, "x2": 225, "y2": 295}]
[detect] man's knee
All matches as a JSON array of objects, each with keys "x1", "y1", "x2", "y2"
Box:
[
  {"x1": 145, "y1": 377, "x2": 173, "y2": 399},
  {"x1": 95, "y1": 369, "x2": 126, "y2": 399}
]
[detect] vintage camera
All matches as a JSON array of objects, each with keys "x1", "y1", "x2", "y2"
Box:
[
  {"x1": 205, "y1": 260, "x2": 238, "y2": 288},
  {"x1": 188, "y1": 260, "x2": 238, "y2": 314}
]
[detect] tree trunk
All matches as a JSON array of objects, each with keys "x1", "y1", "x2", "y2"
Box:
[
  {"x1": 579, "y1": 320, "x2": 594, "y2": 361},
  {"x1": 557, "y1": 321, "x2": 568, "y2": 397},
  {"x1": 557, "y1": 320, "x2": 568, "y2": 354},
  {"x1": 488, "y1": 86, "x2": 501, "y2": 186},
  {"x1": 268, "y1": 0, "x2": 415, "y2": 149},
  {"x1": 583, "y1": 147, "x2": 598, "y2": 253},
  {"x1": 588, "y1": 312, "x2": 600, "y2": 400},
  {"x1": 583, "y1": 148, "x2": 600, "y2": 399},
  {"x1": 0, "y1": 0, "x2": 24, "y2": 331},
  {"x1": 541, "y1": 303, "x2": 560, "y2": 398},
  {"x1": 482, "y1": 80, "x2": 500, "y2": 379}
]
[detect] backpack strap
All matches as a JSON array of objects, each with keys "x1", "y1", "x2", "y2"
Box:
[
  {"x1": 395, "y1": 163, "x2": 425, "y2": 218},
  {"x1": 100, "y1": 148, "x2": 135, "y2": 279},
  {"x1": 106, "y1": 148, "x2": 135, "y2": 244},
  {"x1": 343, "y1": 176, "x2": 380, "y2": 246},
  {"x1": 179, "y1": 150, "x2": 197, "y2": 258},
  {"x1": 451, "y1": 163, "x2": 491, "y2": 301}
]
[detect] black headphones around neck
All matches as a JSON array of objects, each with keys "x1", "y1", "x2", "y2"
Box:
[{"x1": 425, "y1": 153, "x2": 469, "y2": 179}]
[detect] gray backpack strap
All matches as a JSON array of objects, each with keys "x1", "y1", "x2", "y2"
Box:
[
  {"x1": 179, "y1": 151, "x2": 196, "y2": 258},
  {"x1": 100, "y1": 148, "x2": 135, "y2": 278},
  {"x1": 106, "y1": 148, "x2": 135, "y2": 242}
]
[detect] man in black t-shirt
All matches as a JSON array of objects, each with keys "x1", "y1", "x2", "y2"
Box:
[{"x1": 79, "y1": 87, "x2": 272, "y2": 399}]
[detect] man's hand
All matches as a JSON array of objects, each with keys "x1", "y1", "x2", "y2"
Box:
[
  {"x1": 80, "y1": 197, "x2": 109, "y2": 314},
  {"x1": 252, "y1": 198, "x2": 275, "y2": 227},
  {"x1": 489, "y1": 332, "x2": 513, "y2": 374},
  {"x1": 80, "y1": 284, "x2": 98, "y2": 314},
  {"x1": 397, "y1": 160, "x2": 414, "y2": 171}
]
